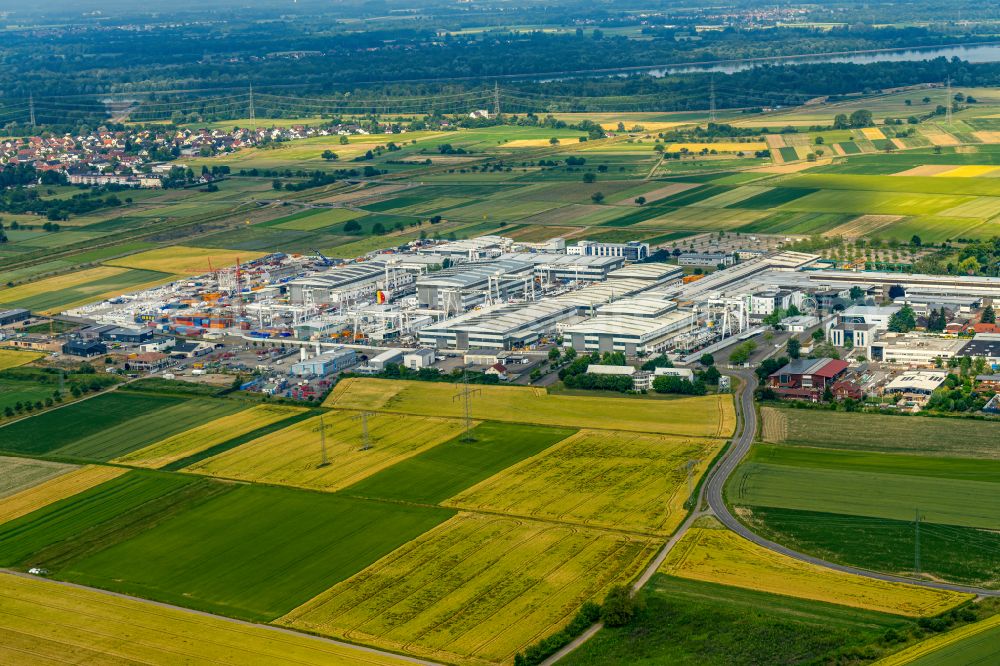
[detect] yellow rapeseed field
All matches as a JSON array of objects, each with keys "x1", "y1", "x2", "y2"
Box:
[
  {"x1": 326, "y1": 378, "x2": 736, "y2": 438},
  {"x1": 278, "y1": 513, "x2": 659, "y2": 665},
  {"x1": 661, "y1": 526, "x2": 971, "y2": 617},
  {"x1": 0, "y1": 266, "x2": 128, "y2": 303},
  {"x1": 185, "y1": 410, "x2": 467, "y2": 492},
  {"x1": 872, "y1": 614, "x2": 1000, "y2": 665},
  {"x1": 934, "y1": 165, "x2": 1000, "y2": 178},
  {"x1": 0, "y1": 466, "x2": 126, "y2": 525},
  {"x1": 0, "y1": 348, "x2": 44, "y2": 371},
  {"x1": 861, "y1": 127, "x2": 886, "y2": 140},
  {"x1": 104, "y1": 246, "x2": 266, "y2": 276},
  {"x1": 446, "y1": 429, "x2": 726, "y2": 535},
  {"x1": 114, "y1": 404, "x2": 304, "y2": 469},
  {"x1": 666, "y1": 142, "x2": 768, "y2": 153},
  {"x1": 0, "y1": 572, "x2": 412, "y2": 665}
]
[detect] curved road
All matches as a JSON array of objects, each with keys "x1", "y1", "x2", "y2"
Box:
[{"x1": 705, "y1": 370, "x2": 998, "y2": 597}]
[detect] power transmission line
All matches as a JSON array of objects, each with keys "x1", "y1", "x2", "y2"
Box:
[
  {"x1": 945, "y1": 78, "x2": 953, "y2": 124},
  {"x1": 708, "y1": 76, "x2": 717, "y2": 122},
  {"x1": 353, "y1": 411, "x2": 376, "y2": 451},
  {"x1": 452, "y1": 369, "x2": 481, "y2": 442},
  {"x1": 249, "y1": 81, "x2": 256, "y2": 131}
]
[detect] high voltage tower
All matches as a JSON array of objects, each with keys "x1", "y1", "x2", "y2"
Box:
[
  {"x1": 708, "y1": 77, "x2": 717, "y2": 122},
  {"x1": 945, "y1": 78, "x2": 953, "y2": 124},
  {"x1": 493, "y1": 81, "x2": 501, "y2": 117},
  {"x1": 28, "y1": 94, "x2": 35, "y2": 128},
  {"x1": 248, "y1": 82, "x2": 256, "y2": 131}
]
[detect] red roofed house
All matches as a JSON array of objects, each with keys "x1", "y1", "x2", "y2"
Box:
[
  {"x1": 485, "y1": 362, "x2": 508, "y2": 380},
  {"x1": 768, "y1": 358, "x2": 849, "y2": 401}
]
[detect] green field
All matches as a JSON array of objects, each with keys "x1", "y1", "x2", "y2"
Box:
[
  {"x1": 0, "y1": 470, "x2": 203, "y2": 566},
  {"x1": 730, "y1": 453, "x2": 1000, "y2": 529},
  {"x1": 341, "y1": 422, "x2": 575, "y2": 504},
  {"x1": 0, "y1": 392, "x2": 188, "y2": 458},
  {"x1": 562, "y1": 575, "x2": 910, "y2": 666},
  {"x1": 62, "y1": 485, "x2": 453, "y2": 621},
  {"x1": 762, "y1": 407, "x2": 1000, "y2": 458},
  {"x1": 741, "y1": 409, "x2": 1000, "y2": 587}
]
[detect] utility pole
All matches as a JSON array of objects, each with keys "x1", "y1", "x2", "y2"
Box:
[
  {"x1": 708, "y1": 77, "x2": 717, "y2": 123},
  {"x1": 493, "y1": 81, "x2": 501, "y2": 119},
  {"x1": 945, "y1": 78, "x2": 953, "y2": 125},
  {"x1": 316, "y1": 413, "x2": 330, "y2": 468},
  {"x1": 249, "y1": 81, "x2": 256, "y2": 132},
  {"x1": 452, "y1": 369, "x2": 481, "y2": 442},
  {"x1": 28, "y1": 94, "x2": 36, "y2": 128},
  {"x1": 914, "y1": 507, "x2": 922, "y2": 575},
  {"x1": 353, "y1": 411, "x2": 376, "y2": 451}
]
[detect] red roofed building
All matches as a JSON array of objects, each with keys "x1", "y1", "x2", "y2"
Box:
[
  {"x1": 768, "y1": 358, "x2": 849, "y2": 401},
  {"x1": 971, "y1": 322, "x2": 1000, "y2": 335}
]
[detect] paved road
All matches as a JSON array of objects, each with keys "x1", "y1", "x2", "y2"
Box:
[{"x1": 705, "y1": 370, "x2": 998, "y2": 597}]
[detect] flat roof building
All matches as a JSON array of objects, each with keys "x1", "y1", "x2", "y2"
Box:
[
  {"x1": 561, "y1": 310, "x2": 691, "y2": 355},
  {"x1": 290, "y1": 348, "x2": 356, "y2": 376},
  {"x1": 416, "y1": 259, "x2": 534, "y2": 312},
  {"x1": 419, "y1": 300, "x2": 577, "y2": 350},
  {"x1": 568, "y1": 240, "x2": 650, "y2": 262},
  {"x1": 288, "y1": 261, "x2": 414, "y2": 306},
  {"x1": 869, "y1": 334, "x2": 968, "y2": 366}
]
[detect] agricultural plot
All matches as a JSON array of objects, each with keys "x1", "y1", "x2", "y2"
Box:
[
  {"x1": 0, "y1": 349, "x2": 43, "y2": 370},
  {"x1": 56, "y1": 397, "x2": 246, "y2": 462},
  {"x1": 666, "y1": 142, "x2": 767, "y2": 153},
  {"x1": 0, "y1": 392, "x2": 187, "y2": 458},
  {"x1": 278, "y1": 512, "x2": 658, "y2": 665},
  {"x1": 0, "y1": 573, "x2": 414, "y2": 666},
  {"x1": 877, "y1": 614, "x2": 1000, "y2": 665},
  {"x1": 760, "y1": 406, "x2": 1000, "y2": 458},
  {"x1": 689, "y1": 185, "x2": 773, "y2": 208},
  {"x1": 326, "y1": 378, "x2": 736, "y2": 437},
  {"x1": 0, "y1": 466, "x2": 126, "y2": 526},
  {"x1": 0, "y1": 457, "x2": 77, "y2": 500},
  {"x1": 0, "y1": 267, "x2": 174, "y2": 313},
  {"x1": 185, "y1": 410, "x2": 468, "y2": 492},
  {"x1": 446, "y1": 198, "x2": 565, "y2": 221},
  {"x1": 342, "y1": 422, "x2": 575, "y2": 504},
  {"x1": 446, "y1": 430, "x2": 725, "y2": 535},
  {"x1": 104, "y1": 246, "x2": 266, "y2": 275},
  {"x1": 636, "y1": 206, "x2": 770, "y2": 232},
  {"x1": 781, "y1": 189, "x2": 974, "y2": 216},
  {"x1": 63, "y1": 484, "x2": 452, "y2": 621},
  {"x1": 268, "y1": 207, "x2": 367, "y2": 231},
  {"x1": 0, "y1": 470, "x2": 200, "y2": 566},
  {"x1": 739, "y1": 211, "x2": 851, "y2": 235},
  {"x1": 662, "y1": 524, "x2": 969, "y2": 617},
  {"x1": 729, "y1": 457, "x2": 1000, "y2": 529},
  {"x1": 114, "y1": 404, "x2": 306, "y2": 469},
  {"x1": 563, "y1": 574, "x2": 912, "y2": 666}
]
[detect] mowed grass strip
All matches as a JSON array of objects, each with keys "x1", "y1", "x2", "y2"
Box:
[
  {"x1": 730, "y1": 459, "x2": 1000, "y2": 529},
  {"x1": 326, "y1": 378, "x2": 736, "y2": 437},
  {"x1": 0, "y1": 349, "x2": 44, "y2": 371},
  {"x1": 185, "y1": 410, "x2": 468, "y2": 492},
  {"x1": 762, "y1": 407, "x2": 1000, "y2": 458},
  {"x1": 875, "y1": 614, "x2": 1000, "y2": 665},
  {"x1": 0, "y1": 573, "x2": 415, "y2": 666},
  {"x1": 0, "y1": 466, "x2": 126, "y2": 525},
  {"x1": 342, "y1": 422, "x2": 574, "y2": 504},
  {"x1": 278, "y1": 512, "x2": 658, "y2": 665},
  {"x1": 54, "y1": 397, "x2": 246, "y2": 461},
  {"x1": 113, "y1": 404, "x2": 306, "y2": 469},
  {"x1": 446, "y1": 429, "x2": 725, "y2": 535},
  {"x1": 0, "y1": 392, "x2": 187, "y2": 457},
  {"x1": 661, "y1": 525, "x2": 969, "y2": 617},
  {"x1": 63, "y1": 485, "x2": 453, "y2": 621},
  {"x1": 0, "y1": 457, "x2": 77, "y2": 500}
]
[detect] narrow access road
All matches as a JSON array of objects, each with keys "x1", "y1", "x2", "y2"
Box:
[{"x1": 705, "y1": 370, "x2": 998, "y2": 597}]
